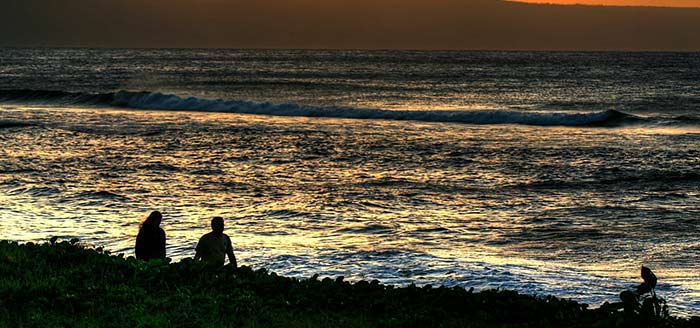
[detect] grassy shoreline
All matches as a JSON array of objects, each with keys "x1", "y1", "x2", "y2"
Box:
[{"x1": 1, "y1": 240, "x2": 697, "y2": 327}]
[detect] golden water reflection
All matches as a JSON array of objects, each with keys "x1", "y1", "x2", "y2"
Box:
[{"x1": 1, "y1": 106, "x2": 699, "y2": 314}]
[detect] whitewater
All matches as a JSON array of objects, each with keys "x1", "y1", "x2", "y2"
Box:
[
  {"x1": 1, "y1": 49, "x2": 699, "y2": 315},
  {"x1": 0, "y1": 89, "x2": 643, "y2": 127}
]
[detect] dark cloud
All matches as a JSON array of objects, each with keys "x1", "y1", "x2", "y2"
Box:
[{"x1": 1, "y1": 0, "x2": 699, "y2": 50}]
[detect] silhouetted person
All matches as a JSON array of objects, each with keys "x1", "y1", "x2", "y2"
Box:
[
  {"x1": 638, "y1": 266, "x2": 658, "y2": 296},
  {"x1": 194, "y1": 217, "x2": 237, "y2": 268},
  {"x1": 135, "y1": 211, "x2": 166, "y2": 260}
]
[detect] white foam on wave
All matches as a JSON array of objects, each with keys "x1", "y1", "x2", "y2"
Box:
[{"x1": 112, "y1": 91, "x2": 626, "y2": 127}]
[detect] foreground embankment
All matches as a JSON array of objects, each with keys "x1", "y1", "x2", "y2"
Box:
[{"x1": 0, "y1": 240, "x2": 697, "y2": 327}]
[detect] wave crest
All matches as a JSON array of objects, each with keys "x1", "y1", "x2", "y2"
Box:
[{"x1": 1, "y1": 89, "x2": 643, "y2": 127}]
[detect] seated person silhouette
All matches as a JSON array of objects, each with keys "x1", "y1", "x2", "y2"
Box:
[
  {"x1": 194, "y1": 217, "x2": 237, "y2": 268},
  {"x1": 135, "y1": 211, "x2": 166, "y2": 260}
]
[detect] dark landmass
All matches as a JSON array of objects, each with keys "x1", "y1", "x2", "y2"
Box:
[
  {"x1": 1, "y1": 0, "x2": 700, "y2": 50},
  {"x1": 1, "y1": 240, "x2": 698, "y2": 327}
]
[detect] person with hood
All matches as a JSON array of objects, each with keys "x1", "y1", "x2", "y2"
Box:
[{"x1": 135, "y1": 211, "x2": 166, "y2": 260}]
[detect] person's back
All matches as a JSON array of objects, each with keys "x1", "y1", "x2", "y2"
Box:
[
  {"x1": 135, "y1": 211, "x2": 166, "y2": 261},
  {"x1": 195, "y1": 217, "x2": 236, "y2": 267}
]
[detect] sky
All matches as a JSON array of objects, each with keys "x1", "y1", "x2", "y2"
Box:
[{"x1": 1, "y1": 0, "x2": 700, "y2": 50}]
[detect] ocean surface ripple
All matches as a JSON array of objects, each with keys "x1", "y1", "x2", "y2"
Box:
[
  {"x1": 1, "y1": 107, "x2": 699, "y2": 315},
  {"x1": 1, "y1": 49, "x2": 699, "y2": 315}
]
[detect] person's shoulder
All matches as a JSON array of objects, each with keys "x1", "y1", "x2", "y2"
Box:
[{"x1": 199, "y1": 231, "x2": 215, "y2": 240}]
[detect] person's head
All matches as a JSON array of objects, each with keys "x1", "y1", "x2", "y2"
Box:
[
  {"x1": 211, "y1": 217, "x2": 224, "y2": 234},
  {"x1": 141, "y1": 211, "x2": 162, "y2": 228}
]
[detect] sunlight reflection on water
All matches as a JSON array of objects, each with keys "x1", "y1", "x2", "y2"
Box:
[{"x1": 1, "y1": 106, "x2": 699, "y2": 315}]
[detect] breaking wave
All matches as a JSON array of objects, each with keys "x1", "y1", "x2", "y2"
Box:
[{"x1": 0, "y1": 89, "x2": 672, "y2": 127}]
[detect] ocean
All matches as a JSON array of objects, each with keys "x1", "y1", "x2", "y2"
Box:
[{"x1": 0, "y1": 49, "x2": 698, "y2": 315}]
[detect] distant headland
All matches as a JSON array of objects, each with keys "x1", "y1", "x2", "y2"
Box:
[{"x1": 1, "y1": 0, "x2": 699, "y2": 50}]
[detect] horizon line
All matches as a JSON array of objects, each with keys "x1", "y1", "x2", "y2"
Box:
[{"x1": 2, "y1": 45, "x2": 700, "y2": 53}]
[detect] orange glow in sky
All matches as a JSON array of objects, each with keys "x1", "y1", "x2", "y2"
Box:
[
  {"x1": 3, "y1": 0, "x2": 700, "y2": 50},
  {"x1": 514, "y1": 0, "x2": 700, "y2": 7}
]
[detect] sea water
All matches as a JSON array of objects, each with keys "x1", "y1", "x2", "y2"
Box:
[{"x1": 0, "y1": 49, "x2": 699, "y2": 315}]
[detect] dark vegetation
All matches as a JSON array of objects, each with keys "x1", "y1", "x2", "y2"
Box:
[{"x1": 1, "y1": 240, "x2": 698, "y2": 327}]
